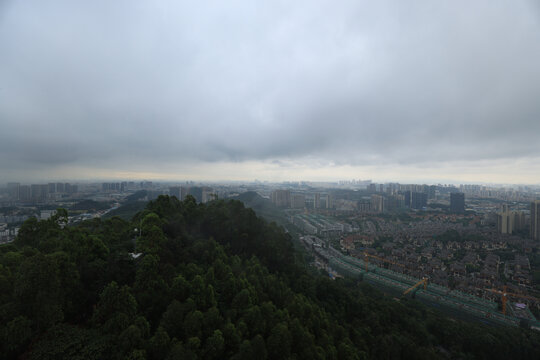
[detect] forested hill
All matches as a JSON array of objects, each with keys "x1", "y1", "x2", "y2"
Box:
[
  {"x1": 230, "y1": 191, "x2": 286, "y2": 226},
  {"x1": 1, "y1": 196, "x2": 540, "y2": 359}
]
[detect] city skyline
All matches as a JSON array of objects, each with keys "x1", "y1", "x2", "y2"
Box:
[
  {"x1": 2, "y1": 1, "x2": 540, "y2": 184},
  {"x1": 3, "y1": 160, "x2": 540, "y2": 187}
]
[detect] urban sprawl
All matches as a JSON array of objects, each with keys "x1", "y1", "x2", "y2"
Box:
[{"x1": 2, "y1": 179, "x2": 540, "y2": 326}]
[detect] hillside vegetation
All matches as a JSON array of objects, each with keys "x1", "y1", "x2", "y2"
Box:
[{"x1": 0, "y1": 196, "x2": 539, "y2": 359}]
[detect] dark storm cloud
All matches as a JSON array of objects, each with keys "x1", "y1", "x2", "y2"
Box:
[{"x1": 1, "y1": 0, "x2": 540, "y2": 178}]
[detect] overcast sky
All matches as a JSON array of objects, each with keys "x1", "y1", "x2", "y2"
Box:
[{"x1": 1, "y1": 0, "x2": 540, "y2": 184}]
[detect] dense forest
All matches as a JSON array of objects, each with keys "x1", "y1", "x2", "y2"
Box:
[{"x1": 1, "y1": 196, "x2": 540, "y2": 359}]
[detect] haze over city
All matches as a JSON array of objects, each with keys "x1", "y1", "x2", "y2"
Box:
[
  {"x1": 2, "y1": 1, "x2": 540, "y2": 184},
  {"x1": 6, "y1": 2, "x2": 540, "y2": 356}
]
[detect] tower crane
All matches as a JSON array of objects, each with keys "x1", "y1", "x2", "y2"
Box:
[
  {"x1": 484, "y1": 285, "x2": 538, "y2": 315},
  {"x1": 363, "y1": 251, "x2": 405, "y2": 272},
  {"x1": 403, "y1": 277, "x2": 428, "y2": 295}
]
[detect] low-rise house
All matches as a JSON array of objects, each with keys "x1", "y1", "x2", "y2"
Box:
[
  {"x1": 450, "y1": 262, "x2": 466, "y2": 277},
  {"x1": 428, "y1": 258, "x2": 443, "y2": 270},
  {"x1": 421, "y1": 247, "x2": 434, "y2": 259},
  {"x1": 462, "y1": 252, "x2": 479, "y2": 265},
  {"x1": 478, "y1": 269, "x2": 498, "y2": 285},
  {"x1": 439, "y1": 249, "x2": 453, "y2": 260}
]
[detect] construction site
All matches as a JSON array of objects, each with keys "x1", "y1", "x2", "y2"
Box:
[{"x1": 302, "y1": 236, "x2": 540, "y2": 329}]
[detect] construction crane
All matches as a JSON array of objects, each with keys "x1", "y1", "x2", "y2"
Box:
[
  {"x1": 363, "y1": 251, "x2": 405, "y2": 272},
  {"x1": 485, "y1": 285, "x2": 538, "y2": 315},
  {"x1": 403, "y1": 278, "x2": 428, "y2": 295}
]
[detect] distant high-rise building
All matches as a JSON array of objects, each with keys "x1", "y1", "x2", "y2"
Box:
[
  {"x1": 56, "y1": 182, "x2": 65, "y2": 193},
  {"x1": 103, "y1": 182, "x2": 123, "y2": 192},
  {"x1": 30, "y1": 184, "x2": 40, "y2": 201},
  {"x1": 291, "y1": 194, "x2": 305, "y2": 208},
  {"x1": 357, "y1": 200, "x2": 371, "y2": 212},
  {"x1": 428, "y1": 185, "x2": 437, "y2": 200},
  {"x1": 371, "y1": 194, "x2": 385, "y2": 213},
  {"x1": 169, "y1": 186, "x2": 181, "y2": 199},
  {"x1": 497, "y1": 208, "x2": 514, "y2": 234},
  {"x1": 514, "y1": 211, "x2": 526, "y2": 231},
  {"x1": 400, "y1": 190, "x2": 412, "y2": 208},
  {"x1": 188, "y1": 187, "x2": 203, "y2": 203},
  {"x1": 41, "y1": 184, "x2": 49, "y2": 199},
  {"x1": 48, "y1": 183, "x2": 56, "y2": 194},
  {"x1": 531, "y1": 200, "x2": 540, "y2": 241},
  {"x1": 30, "y1": 184, "x2": 48, "y2": 202},
  {"x1": 386, "y1": 194, "x2": 405, "y2": 212},
  {"x1": 497, "y1": 206, "x2": 526, "y2": 235},
  {"x1": 181, "y1": 187, "x2": 189, "y2": 200},
  {"x1": 271, "y1": 190, "x2": 291, "y2": 208},
  {"x1": 325, "y1": 193, "x2": 333, "y2": 209},
  {"x1": 201, "y1": 187, "x2": 216, "y2": 203},
  {"x1": 411, "y1": 192, "x2": 427, "y2": 210},
  {"x1": 7, "y1": 182, "x2": 20, "y2": 200},
  {"x1": 450, "y1": 192, "x2": 465, "y2": 213},
  {"x1": 314, "y1": 193, "x2": 321, "y2": 209},
  {"x1": 19, "y1": 185, "x2": 30, "y2": 201}
]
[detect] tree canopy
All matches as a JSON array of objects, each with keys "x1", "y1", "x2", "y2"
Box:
[{"x1": 0, "y1": 195, "x2": 539, "y2": 359}]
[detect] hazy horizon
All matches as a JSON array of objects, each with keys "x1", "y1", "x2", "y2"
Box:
[
  {"x1": 2, "y1": 1, "x2": 540, "y2": 184},
  {"x1": 4, "y1": 172, "x2": 540, "y2": 189}
]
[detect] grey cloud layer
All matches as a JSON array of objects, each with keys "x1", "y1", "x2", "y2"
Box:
[{"x1": 1, "y1": 0, "x2": 540, "y2": 174}]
